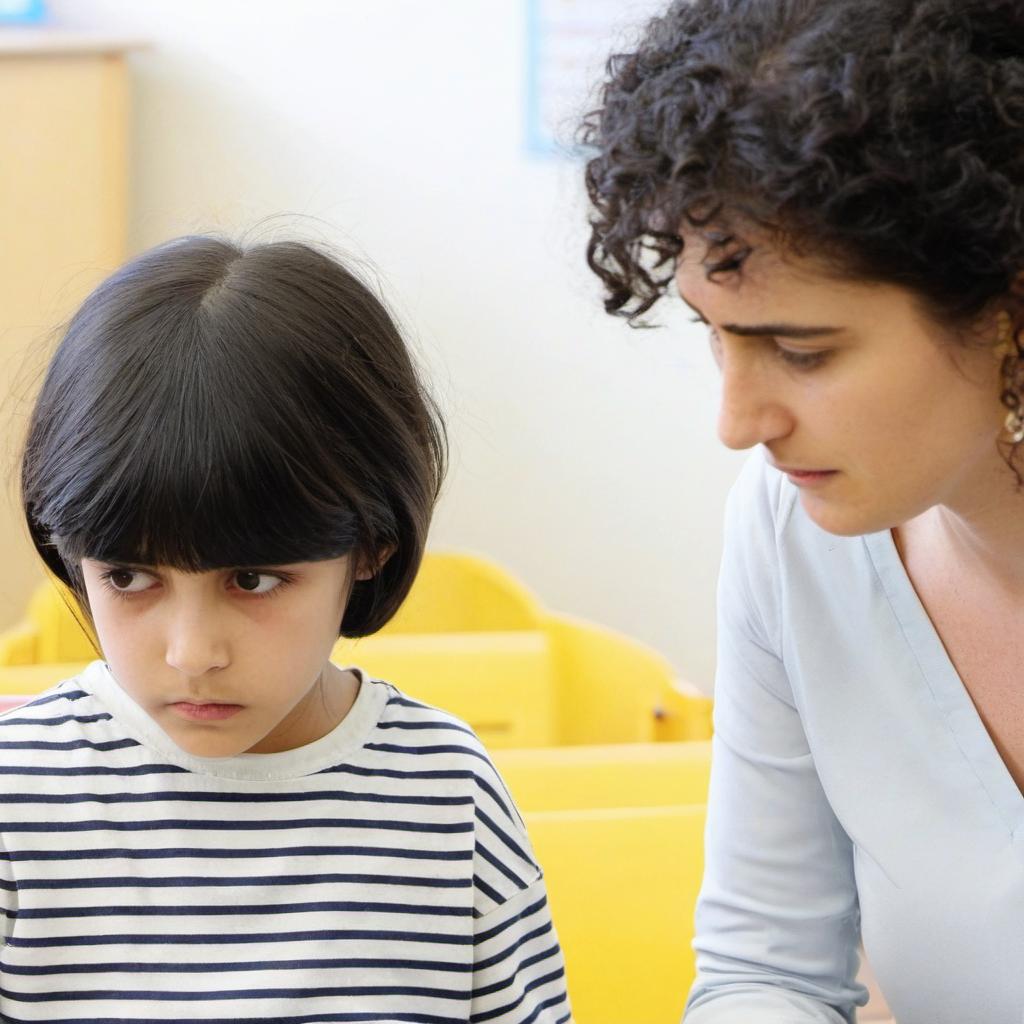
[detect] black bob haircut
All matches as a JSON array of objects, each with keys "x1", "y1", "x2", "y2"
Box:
[
  {"x1": 20, "y1": 235, "x2": 447, "y2": 638},
  {"x1": 581, "y1": 0, "x2": 1024, "y2": 327}
]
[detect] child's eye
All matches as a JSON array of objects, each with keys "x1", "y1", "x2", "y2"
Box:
[
  {"x1": 99, "y1": 568, "x2": 157, "y2": 595},
  {"x1": 232, "y1": 571, "x2": 288, "y2": 596}
]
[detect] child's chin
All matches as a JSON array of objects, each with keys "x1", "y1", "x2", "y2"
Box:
[{"x1": 162, "y1": 723, "x2": 250, "y2": 759}]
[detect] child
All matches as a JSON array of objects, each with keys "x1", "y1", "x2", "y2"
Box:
[{"x1": 10, "y1": 235, "x2": 572, "y2": 1023}]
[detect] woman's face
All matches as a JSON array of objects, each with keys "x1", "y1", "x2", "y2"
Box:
[
  {"x1": 675, "y1": 236, "x2": 1009, "y2": 536},
  {"x1": 80, "y1": 556, "x2": 356, "y2": 757}
]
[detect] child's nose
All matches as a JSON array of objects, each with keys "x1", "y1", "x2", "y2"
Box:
[{"x1": 164, "y1": 605, "x2": 231, "y2": 678}]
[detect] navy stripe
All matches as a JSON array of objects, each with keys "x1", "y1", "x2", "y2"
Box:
[
  {"x1": 0, "y1": 739, "x2": 140, "y2": 752},
  {"x1": 0, "y1": 982, "x2": 472, "y2": 1002},
  {"x1": 2, "y1": 817, "x2": 473, "y2": 835},
  {"x1": 0, "y1": 764, "x2": 188, "y2": 777},
  {"x1": 378, "y1": 721, "x2": 475, "y2": 737},
  {"x1": 471, "y1": 944, "x2": 562, "y2": 997},
  {"x1": 386, "y1": 696, "x2": 434, "y2": 710},
  {"x1": 474, "y1": 843, "x2": 529, "y2": 892},
  {"x1": 472, "y1": 773, "x2": 514, "y2": 823},
  {"x1": 0, "y1": 845, "x2": 473, "y2": 863},
  {"x1": 0, "y1": 713, "x2": 112, "y2": 727},
  {"x1": 468, "y1": 968, "x2": 567, "y2": 1023},
  {"x1": 18, "y1": 689, "x2": 88, "y2": 708},
  {"x1": 5, "y1": 956, "x2": 473, "y2": 976},
  {"x1": 474, "y1": 922, "x2": 555, "y2": 972},
  {"x1": 473, "y1": 873, "x2": 505, "y2": 907},
  {"x1": 475, "y1": 809, "x2": 533, "y2": 865},
  {"x1": 14, "y1": 872, "x2": 472, "y2": 891},
  {"x1": 8, "y1": 927, "x2": 475, "y2": 948},
  {"x1": 0, "y1": 789, "x2": 472, "y2": 807},
  {"x1": 474, "y1": 896, "x2": 548, "y2": 946},
  {"x1": 365, "y1": 743, "x2": 491, "y2": 766},
  {"x1": 321, "y1": 764, "x2": 475, "y2": 782},
  {"x1": 18, "y1": 900, "x2": 475, "y2": 920},
  {"x1": 2, "y1": 1013, "x2": 466, "y2": 1024}
]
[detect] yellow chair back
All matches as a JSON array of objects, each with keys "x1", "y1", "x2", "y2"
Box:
[{"x1": 526, "y1": 803, "x2": 706, "y2": 1024}]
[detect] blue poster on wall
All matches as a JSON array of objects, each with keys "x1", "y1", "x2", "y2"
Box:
[
  {"x1": 0, "y1": 0, "x2": 46, "y2": 24},
  {"x1": 524, "y1": 0, "x2": 663, "y2": 159}
]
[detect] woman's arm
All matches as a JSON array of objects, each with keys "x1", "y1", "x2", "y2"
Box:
[{"x1": 684, "y1": 458, "x2": 868, "y2": 1022}]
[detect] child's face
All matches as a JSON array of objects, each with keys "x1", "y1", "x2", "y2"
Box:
[{"x1": 79, "y1": 556, "x2": 358, "y2": 757}]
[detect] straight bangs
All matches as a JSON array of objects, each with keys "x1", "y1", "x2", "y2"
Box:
[
  {"x1": 52, "y1": 403, "x2": 365, "y2": 577},
  {"x1": 30, "y1": 308, "x2": 371, "y2": 580}
]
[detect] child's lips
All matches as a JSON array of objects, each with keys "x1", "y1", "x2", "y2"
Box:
[{"x1": 169, "y1": 701, "x2": 244, "y2": 722}]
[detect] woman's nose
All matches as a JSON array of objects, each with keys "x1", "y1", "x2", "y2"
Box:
[{"x1": 716, "y1": 355, "x2": 794, "y2": 451}]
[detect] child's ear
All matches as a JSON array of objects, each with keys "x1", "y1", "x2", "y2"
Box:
[{"x1": 354, "y1": 545, "x2": 397, "y2": 582}]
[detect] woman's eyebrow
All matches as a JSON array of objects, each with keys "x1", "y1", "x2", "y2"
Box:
[
  {"x1": 683, "y1": 300, "x2": 842, "y2": 339},
  {"x1": 722, "y1": 322, "x2": 843, "y2": 339}
]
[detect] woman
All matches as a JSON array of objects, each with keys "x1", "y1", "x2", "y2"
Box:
[{"x1": 582, "y1": 1, "x2": 1024, "y2": 1021}]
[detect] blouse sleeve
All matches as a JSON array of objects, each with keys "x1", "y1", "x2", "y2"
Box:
[{"x1": 684, "y1": 457, "x2": 868, "y2": 1023}]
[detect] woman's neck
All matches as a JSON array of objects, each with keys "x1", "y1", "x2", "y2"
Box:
[{"x1": 898, "y1": 456, "x2": 1024, "y2": 596}]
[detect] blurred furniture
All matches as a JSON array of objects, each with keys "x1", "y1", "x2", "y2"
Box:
[
  {"x1": 0, "y1": 30, "x2": 141, "y2": 632},
  {"x1": 0, "y1": 551, "x2": 713, "y2": 748},
  {"x1": 494, "y1": 740, "x2": 711, "y2": 812},
  {"x1": 497, "y1": 743, "x2": 711, "y2": 1022},
  {"x1": 526, "y1": 802, "x2": 706, "y2": 1024}
]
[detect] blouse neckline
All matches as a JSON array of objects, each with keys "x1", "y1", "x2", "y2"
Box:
[{"x1": 864, "y1": 527, "x2": 1024, "y2": 839}]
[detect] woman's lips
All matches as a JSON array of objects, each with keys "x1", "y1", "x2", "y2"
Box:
[
  {"x1": 169, "y1": 702, "x2": 243, "y2": 722},
  {"x1": 779, "y1": 467, "x2": 838, "y2": 487}
]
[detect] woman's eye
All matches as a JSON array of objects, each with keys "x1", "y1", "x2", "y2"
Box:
[
  {"x1": 233, "y1": 571, "x2": 283, "y2": 595},
  {"x1": 101, "y1": 569, "x2": 156, "y2": 594},
  {"x1": 776, "y1": 346, "x2": 831, "y2": 370}
]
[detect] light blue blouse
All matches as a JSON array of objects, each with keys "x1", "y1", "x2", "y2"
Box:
[{"x1": 683, "y1": 453, "x2": 1024, "y2": 1024}]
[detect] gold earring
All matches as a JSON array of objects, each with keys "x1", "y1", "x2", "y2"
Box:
[
  {"x1": 995, "y1": 312, "x2": 1024, "y2": 444},
  {"x1": 1005, "y1": 405, "x2": 1024, "y2": 445},
  {"x1": 995, "y1": 311, "x2": 1015, "y2": 358}
]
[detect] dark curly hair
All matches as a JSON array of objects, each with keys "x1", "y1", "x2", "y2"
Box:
[{"x1": 581, "y1": 0, "x2": 1024, "y2": 326}]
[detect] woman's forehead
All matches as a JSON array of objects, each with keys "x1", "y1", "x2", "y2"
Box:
[{"x1": 675, "y1": 234, "x2": 912, "y2": 327}]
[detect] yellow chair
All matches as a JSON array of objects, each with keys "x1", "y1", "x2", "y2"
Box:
[
  {"x1": 379, "y1": 551, "x2": 544, "y2": 632},
  {"x1": 493, "y1": 740, "x2": 711, "y2": 812},
  {"x1": 0, "y1": 552, "x2": 712, "y2": 748},
  {"x1": 492, "y1": 742, "x2": 711, "y2": 1022},
  {"x1": 525, "y1": 803, "x2": 706, "y2": 1024},
  {"x1": 0, "y1": 583, "x2": 97, "y2": 665}
]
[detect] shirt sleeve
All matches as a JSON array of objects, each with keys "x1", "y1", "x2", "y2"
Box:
[
  {"x1": 0, "y1": 825, "x2": 14, "y2": 946},
  {"x1": 471, "y1": 878, "x2": 571, "y2": 1023},
  {"x1": 468, "y1": 757, "x2": 572, "y2": 1023},
  {"x1": 684, "y1": 456, "x2": 868, "y2": 1023}
]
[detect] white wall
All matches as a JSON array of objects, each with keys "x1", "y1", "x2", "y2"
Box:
[{"x1": 46, "y1": 0, "x2": 747, "y2": 691}]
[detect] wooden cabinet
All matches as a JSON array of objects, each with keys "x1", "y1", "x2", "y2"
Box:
[{"x1": 0, "y1": 32, "x2": 140, "y2": 628}]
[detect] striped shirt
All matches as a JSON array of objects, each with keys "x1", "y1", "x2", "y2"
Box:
[{"x1": 0, "y1": 660, "x2": 571, "y2": 1024}]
